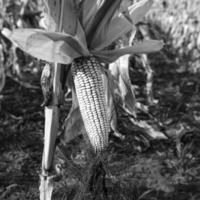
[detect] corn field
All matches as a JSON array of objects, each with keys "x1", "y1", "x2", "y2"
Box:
[{"x1": 0, "y1": 0, "x2": 200, "y2": 200}]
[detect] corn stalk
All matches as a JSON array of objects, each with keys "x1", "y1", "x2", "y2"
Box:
[{"x1": 39, "y1": 1, "x2": 64, "y2": 200}]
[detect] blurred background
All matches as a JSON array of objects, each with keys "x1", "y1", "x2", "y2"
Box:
[{"x1": 0, "y1": 0, "x2": 200, "y2": 199}]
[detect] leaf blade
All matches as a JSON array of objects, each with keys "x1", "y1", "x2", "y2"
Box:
[
  {"x1": 2, "y1": 28, "x2": 90, "y2": 64},
  {"x1": 86, "y1": 0, "x2": 122, "y2": 46},
  {"x1": 79, "y1": 0, "x2": 99, "y2": 32},
  {"x1": 91, "y1": 16, "x2": 136, "y2": 50},
  {"x1": 43, "y1": 0, "x2": 87, "y2": 46},
  {"x1": 129, "y1": 0, "x2": 153, "y2": 25},
  {"x1": 92, "y1": 40, "x2": 164, "y2": 63},
  {"x1": 91, "y1": 0, "x2": 153, "y2": 50}
]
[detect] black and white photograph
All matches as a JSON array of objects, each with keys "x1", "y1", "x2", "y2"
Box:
[{"x1": 0, "y1": 0, "x2": 200, "y2": 199}]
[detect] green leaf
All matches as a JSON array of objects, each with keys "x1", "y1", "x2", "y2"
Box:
[
  {"x1": 91, "y1": 0, "x2": 153, "y2": 50},
  {"x1": 2, "y1": 28, "x2": 90, "y2": 64},
  {"x1": 92, "y1": 40, "x2": 164, "y2": 63}
]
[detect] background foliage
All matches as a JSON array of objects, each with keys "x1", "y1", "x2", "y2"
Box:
[{"x1": 1, "y1": 0, "x2": 200, "y2": 199}]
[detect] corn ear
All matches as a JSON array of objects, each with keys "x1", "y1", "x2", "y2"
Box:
[{"x1": 71, "y1": 56, "x2": 109, "y2": 153}]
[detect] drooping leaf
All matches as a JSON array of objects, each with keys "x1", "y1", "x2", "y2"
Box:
[
  {"x1": 86, "y1": 0, "x2": 122, "y2": 47},
  {"x1": 109, "y1": 55, "x2": 136, "y2": 117},
  {"x1": 91, "y1": 0, "x2": 153, "y2": 50},
  {"x1": 92, "y1": 40, "x2": 164, "y2": 63},
  {"x1": 2, "y1": 28, "x2": 90, "y2": 64}
]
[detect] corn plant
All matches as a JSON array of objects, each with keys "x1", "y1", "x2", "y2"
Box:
[{"x1": 2, "y1": 0, "x2": 163, "y2": 199}]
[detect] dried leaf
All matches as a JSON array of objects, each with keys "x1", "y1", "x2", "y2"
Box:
[
  {"x1": 93, "y1": 40, "x2": 164, "y2": 63},
  {"x1": 130, "y1": 119, "x2": 167, "y2": 140},
  {"x1": 2, "y1": 28, "x2": 90, "y2": 64},
  {"x1": 110, "y1": 55, "x2": 136, "y2": 117}
]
